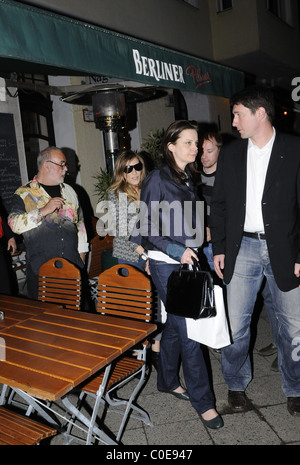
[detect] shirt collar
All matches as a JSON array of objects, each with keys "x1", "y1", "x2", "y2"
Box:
[{"x1": 248, "y1": 127, "x2": 276, "y2": 152}]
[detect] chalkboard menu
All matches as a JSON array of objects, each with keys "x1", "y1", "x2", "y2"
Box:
[{"x1": 0, "y1": 113, "x2": 22, "y2": 214}]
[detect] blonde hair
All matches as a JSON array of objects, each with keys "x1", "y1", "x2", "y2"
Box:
[{"x1": 108, "y1": 150, "x2": 146, "y2": 202}]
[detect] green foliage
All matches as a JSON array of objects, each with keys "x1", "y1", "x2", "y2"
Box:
[
  {"x1": 141, "y1": 128, "x2": 165, "y2": 169},
  {"x1": 93, "y1": 168, "x2": 112, "y2": 202}
]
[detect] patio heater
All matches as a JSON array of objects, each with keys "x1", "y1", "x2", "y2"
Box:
[
  {"x1": 60, "y1": 83, "x2": 167, "y2": 174},
  {"x1": 92, "y1": 91, "x2": 126, "y2": 173}
]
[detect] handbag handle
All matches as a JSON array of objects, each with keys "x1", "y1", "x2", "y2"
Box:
[
  {"x1": 191, "y1": 256, "x2": 201, "y2": 271},
  {"x1": 191, "y1": 256, "x2": 214, "y2": 291},
  {"x1": 178, "y1": 255, "x2": 202, "y2": 276}
]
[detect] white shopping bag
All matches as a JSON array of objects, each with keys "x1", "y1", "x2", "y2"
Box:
[{"x1": 186, "y1": 285, "x2": 231, "y2": 349}]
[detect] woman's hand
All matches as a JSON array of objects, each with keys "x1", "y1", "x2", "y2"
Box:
[
  {"x1": 135, "y1": 245, "x2": 144, "y2": 255},
  {"x1": 180, "y1": 248, "x2": 198, "y2": 265}
]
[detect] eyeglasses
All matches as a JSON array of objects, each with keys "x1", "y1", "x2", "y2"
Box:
[
  {"x1": 124, "y1": 162, "x2": 143, "y2": 174},
  {"x1": 47, "y1": 160, "x2": 68, "y2": 169}
]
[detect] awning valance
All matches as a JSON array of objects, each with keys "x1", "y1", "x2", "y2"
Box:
[{"x1": 0, "y1": 0, "x2": 244, "y2": 97}]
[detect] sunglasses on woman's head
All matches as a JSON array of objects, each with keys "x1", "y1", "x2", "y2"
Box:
[{"x1": 124, "y1": 162, "x2": 143, "y2": 174}]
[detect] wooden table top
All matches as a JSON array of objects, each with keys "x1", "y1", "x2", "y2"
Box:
[
  {"x1": 0, "y1": 294, "x2": 62, "y2": 330},
  {"x1": 0, "y1": 295, "x2": 156, "y2": 401}
]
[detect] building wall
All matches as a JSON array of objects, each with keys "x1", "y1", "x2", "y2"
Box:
[
  {"x1": 209, "y1": 0, "x2": 300, "y2": 79},
  {"x1": 12, "y1": 0, "x2": 234, "y2": 215},
  {"x1": 256, "y1": 0, "x2": 300, "y2": 68},
  {"x1": 209, "y1": 0, "x2": 260, "y2": 60},
  {"x1": 20, "y1": 0, "x2": 214, "y2": 60}
]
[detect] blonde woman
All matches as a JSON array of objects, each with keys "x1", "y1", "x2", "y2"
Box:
[
  {"x1": 107, "y1": 150, "x2": 148, "y2": 270},
  {"x1": 108, "y1": 150, "x2": 161, "y2": 368}
]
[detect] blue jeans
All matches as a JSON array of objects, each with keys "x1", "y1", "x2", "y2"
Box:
[
  {"x1": 149, "y1": 259, "x2": 215, "y2": 414},
  {"x1": 117, "y1": 257, "x2": 145, "y2": 272},
  {"x1": 203, "y1": 242, "x2": 214, "y2": 271},
  {"x1": 222, "y1": 236, "x2": 300, "y2": 397},
  {"x1": 261, "y1": 279, "x2": 278, "y2": 347}
]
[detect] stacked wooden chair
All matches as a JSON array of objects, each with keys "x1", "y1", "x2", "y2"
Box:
[
  {"x1": 68, "y1": 264, "x2": 153, "y2": 444},
  {"x1": 0, "y1": 406, "x2": 56, "y2": 445},
  {"x1": 38, "y1": 257, "x2": 82, "y2": 310},
  {"x1": 86, "y1": 234, "x2": 115, "y2": 302}
]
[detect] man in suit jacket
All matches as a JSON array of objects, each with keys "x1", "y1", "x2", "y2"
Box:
[{"x1": 210, "y1": 85, "x2": 300, "y2": 416}]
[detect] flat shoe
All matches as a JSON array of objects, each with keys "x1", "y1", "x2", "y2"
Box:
[
  {"x1": 169, "y1": 390, "x2": 190, "y2": 401},
  {"x1": 257, "y1": 343, "x2": 277, "y2": 356},
  {"x1": 159, "y1": 389, "x2": 190, "y2": 401},
  {"x1": 287, "y1": 397, "x2": 300, "y2": 416},
  {"x1": 228, "y1": 390, "x2": 247, "y2": 411},
  {"x1": 270, "y1": 356, "x2": 278, "y2": 372},
  {"x1": 199, "y1": 413, "x2": 224, "y2": 429}
]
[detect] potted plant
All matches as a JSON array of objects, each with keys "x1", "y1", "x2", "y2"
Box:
[{"x1": 93, "y1": 168, "x2": 112, "y2": 202}]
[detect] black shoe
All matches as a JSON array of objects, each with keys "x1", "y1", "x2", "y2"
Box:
[
  {"x1": 257, "y1": 343, "x2": 277, "y2": 356},
  {"x1": 287, "y1": 397, "x2": 300, "y2": 416},
  {"x1": 270, "y1": 356, "x2": 278, "y2": 372},
  {"x1": 199, "y1": 413, "x2": 224, "y2": 430},
  {"x1": 159, "y1": 389, "x2": 190, "y2": 401},
  {"x1": 170, "y1": 391, "x2": 190, "y2": 401},
  {"x1": 151, "y1": 351, "x2": 160, "y2": 371},
  {"x1": 228, "y1": 390, "x2": 247, "y2": 412}
]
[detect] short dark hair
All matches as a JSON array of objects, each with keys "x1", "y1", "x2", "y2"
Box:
[
  {"x1": 200, "y1": 131, "x2": 223, "y2": 149},
  {"x1": 231, "y1": 85, "x2": 275, "y2": 123}
]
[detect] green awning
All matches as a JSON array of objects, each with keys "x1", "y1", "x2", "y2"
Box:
[{"x1": 0, "y1": 0, "x2": 244, "y2": 97}]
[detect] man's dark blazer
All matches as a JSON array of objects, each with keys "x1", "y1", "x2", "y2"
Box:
[{"x1": 210, "y1": 131, "x2": 300, "y2": 292}]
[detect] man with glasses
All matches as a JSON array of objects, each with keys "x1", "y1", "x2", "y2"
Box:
[{"x1": 8, "y1": 147, "x2": 89, "y2": 301}]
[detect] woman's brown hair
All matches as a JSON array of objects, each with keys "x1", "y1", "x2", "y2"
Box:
[
  {"x1": 108, "y1": 150, "x2": 146, "y2": 201},
  {"x1": 162, "y1": 120, "x2": 201, "y2": 185}
]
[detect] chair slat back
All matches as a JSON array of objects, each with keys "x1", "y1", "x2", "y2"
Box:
[
  {"x1": 38, "y1": 258, "x2": 81, "y2": 310},
  {"x1": 97, "y1": 264, "x2": 152, "y2": 322},
  {"x1": 87, "y1": 234, "x2": 114, "y2": 279}
]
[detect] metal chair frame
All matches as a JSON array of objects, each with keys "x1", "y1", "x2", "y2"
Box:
[{"x1": 67, "y1": 264, "x2": 153, "y2": 444}]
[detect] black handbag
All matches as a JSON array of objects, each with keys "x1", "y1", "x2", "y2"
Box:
[{"x1": 166, "y1": 257, "x2": 216, "y2": 320}]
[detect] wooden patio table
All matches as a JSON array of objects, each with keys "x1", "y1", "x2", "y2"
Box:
[{"x1": 0, "y1": 294, "x2": 156, "y2": 444}]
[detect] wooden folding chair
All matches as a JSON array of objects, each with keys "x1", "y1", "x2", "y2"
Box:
[
  {"x1": 87, "y1": 234, "x2": 114, "y2": 302},
  {"x1": 0, "y1": 407, "x2": 56, "y2": 445},
  {"x1": 69, "y1": 264, "x2": 153, "y2": 444},
  {"x1": 3, "y1": 258, "x2": 82, "y2": 414},
  {"x1": 38, "y1": 258, "x2": 82, "y2": 310}
]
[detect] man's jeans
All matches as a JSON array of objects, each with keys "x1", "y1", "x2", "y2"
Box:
[{"x1": 222, "y1": 236, "x2": 300, "y2": 397}]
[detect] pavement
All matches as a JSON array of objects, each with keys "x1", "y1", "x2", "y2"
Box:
[{"x1": 50, "y1": 304, "x2": 300, "y2": 447}]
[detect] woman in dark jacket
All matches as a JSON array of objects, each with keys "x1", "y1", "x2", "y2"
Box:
[{"x1": 134, "y1": 120, "x2": 223, "y2": 429}]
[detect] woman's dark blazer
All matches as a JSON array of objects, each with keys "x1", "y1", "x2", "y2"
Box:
[{"x1": 210, "y1": 132, "x2": 300, "y2": 292}]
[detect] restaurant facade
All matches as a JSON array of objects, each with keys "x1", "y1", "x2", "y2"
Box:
[{"x1": 0, "y1": 0, "x2": 246, "y2": 213}]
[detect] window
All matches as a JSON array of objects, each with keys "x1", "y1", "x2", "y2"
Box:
[
  {"x1": 267, "y1": 0, "x2": 293, "y2": 26},
  {"x1": 216, "y1": 0, "x2": 233, "y2": 13}
]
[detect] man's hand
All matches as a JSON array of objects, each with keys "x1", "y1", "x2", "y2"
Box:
[
  {"x1": 213, "y1": 254, "x2": 225, "y2": 279},
  {"x1": 40, "y1": 197, "x2": 65, "y2": 216},
  {"x1": 7, "y1": 237, "x2": 17, "y2": 255}
]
